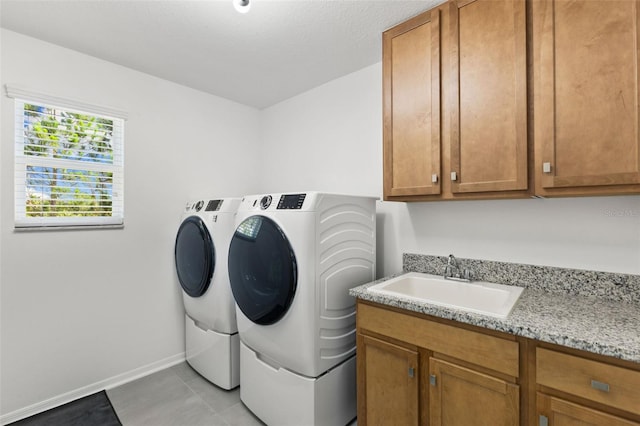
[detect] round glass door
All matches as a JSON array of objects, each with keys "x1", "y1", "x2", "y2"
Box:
[
  {"x1": 228, "y1": 215, "x2": 297, "y2": 325},
  {"x1": 175, "y1": 216, "x2": 215, "y2": 298}
]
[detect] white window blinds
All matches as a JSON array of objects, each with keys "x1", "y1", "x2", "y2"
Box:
[{"x1": 8, "y1": 86, "x2": 126, "y2": 229}]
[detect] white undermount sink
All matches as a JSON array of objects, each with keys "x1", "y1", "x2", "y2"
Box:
[{"x1": 368, "y1": 272, "x2": 524, "y2": 318}]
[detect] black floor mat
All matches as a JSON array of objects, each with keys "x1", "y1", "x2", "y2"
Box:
[{"x1": 9, "y1": 391, "x2": 122, "y2": 426}]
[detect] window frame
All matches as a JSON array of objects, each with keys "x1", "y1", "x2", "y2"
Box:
[{"x1": 6, "y1": 85, "x2": 127, "y2": 230}]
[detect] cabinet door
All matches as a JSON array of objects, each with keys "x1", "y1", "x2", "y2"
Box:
[
  {"x1": 357, "y1": 334, "x2": 419, "y2": 425},
  {"x1": 383, "y1": 9, "x2": 441, "y2": 198},
  {"x1": 429, "y1": 358, "x2": 519, "y2": 426},
  {"x1": 537, "y1": 393, "x2": 640, "y2": 426},
  {"x1": 534, "y1": 0, "x2": 640, "y2": 194},
  {"x1": 449, "y1": 0, "x2": 528, "y2": 193}
]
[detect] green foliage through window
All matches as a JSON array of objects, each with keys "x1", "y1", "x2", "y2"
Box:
[{"x1": 12, "y1": 95, "x2": 125, "y2": 228}]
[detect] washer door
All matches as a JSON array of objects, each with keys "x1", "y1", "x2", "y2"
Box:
[
  {"x1": 228, "y1": 215, "x2": 297, "y2": 325},
  {"x1": 175, "y1": 216, "x2": 215, "y2": 298}
]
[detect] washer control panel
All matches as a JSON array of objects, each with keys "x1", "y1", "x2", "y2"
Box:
[
  {"x1": 205, "y1": 199, "x2": 223, "y2": 211},
  {"x1": 185, "y1": 199, "x2": 223, "y2": 212},
  {"x1": 277, "y1": 193, "x2": 306, "y2": 209}
]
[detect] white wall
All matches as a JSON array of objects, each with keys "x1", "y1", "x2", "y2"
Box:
[
  {"x1": 0, "y1": 29, "x2": 261, "y2": 419},
  {"x1": 260, "y1": 63, "x2": 640, "y2": 277}
]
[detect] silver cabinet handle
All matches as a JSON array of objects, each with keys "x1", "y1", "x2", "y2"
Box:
[
  {"x1": 591, "y1": 379, "x2": 610, "y2": 392},
  {"x1": 429, "y1": 374, "x2": 437, "y2": 386}
]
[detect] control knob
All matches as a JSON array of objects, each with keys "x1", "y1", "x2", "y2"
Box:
[{"x1": 260, "y1": 195, "x2": 272, "y2": 210}]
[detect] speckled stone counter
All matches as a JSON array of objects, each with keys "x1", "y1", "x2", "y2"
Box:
[{"x1": 349, "y1": 254, "x2": 640, "y2": 364}]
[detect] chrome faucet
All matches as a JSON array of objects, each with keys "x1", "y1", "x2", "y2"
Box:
[{"x1": 443, "y1": 254, "x2": 474, "y2": 282}]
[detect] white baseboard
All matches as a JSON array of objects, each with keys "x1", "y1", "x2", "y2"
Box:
[{"x1": 1, "y1": 352, "x2": 185, "y2": 425}]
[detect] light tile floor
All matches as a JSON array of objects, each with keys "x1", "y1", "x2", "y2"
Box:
[
  {"x1": 108, "y1": 362, "x2": 358, "y2": 426},
  {"x1": 107, "y1": 362, "x2": 265, "y2": 426}
]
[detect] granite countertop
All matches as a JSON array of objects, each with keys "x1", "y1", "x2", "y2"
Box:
[{"x1": 350, "y1": 274, "x2": 640, "y2": 364}]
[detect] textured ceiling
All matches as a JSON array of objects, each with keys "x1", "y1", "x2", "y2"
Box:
[{"x1": 0, "y1": 0, "x2": 443, "y2": 109}]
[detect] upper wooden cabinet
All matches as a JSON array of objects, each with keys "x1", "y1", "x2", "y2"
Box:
[
  {"x1": 383, "y1": 0, "x2": 640, "y2": 201},
  {"x1": 450, "y1": 0, "x2": 528, "y2": 194},
  {"x1": 383, "y1": 0, "x2": 529, "y2": 201},
  {"x1": 383, "y1": 9, "x2": 441, "y2": 198},
  {"x1": 533, "y1": 0, "x2": 640, "y2": 196}
]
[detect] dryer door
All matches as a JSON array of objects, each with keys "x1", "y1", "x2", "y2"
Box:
[
  {"x1": 175, "y1": 216, "x2": 215, "y2": 298},
  {"x1": 228, "y1": 215, "x2": 297, "y2": 325}
]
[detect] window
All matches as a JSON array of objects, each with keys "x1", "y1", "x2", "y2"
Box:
[{"x1": 7, "y1": 86, "x2": 126, "y2": 229}]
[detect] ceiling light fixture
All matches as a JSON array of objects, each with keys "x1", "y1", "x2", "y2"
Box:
[{"x1": 233, "y1": 0, "x2": 251, "y2": 14}]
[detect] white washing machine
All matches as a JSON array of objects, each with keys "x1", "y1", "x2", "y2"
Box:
[
  {"x1": 174, "y1": 198, "x2": 241, "y2": 390},
  {"x1": 227, "y1": 192, "x2": 376, "y2": 425}
]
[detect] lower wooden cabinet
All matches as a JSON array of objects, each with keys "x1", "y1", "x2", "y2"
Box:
[
  {"x1": 536, "y1": 348, "x2": 640, "y2": 417},
  {"x1": 430, "y1": 358, "x2": 519, "y2": 426},
  {"x1": 535, "y1": 348, "x2": 640, "y2": 426},
  {"x1": 356, "y1": 300, "x2": 640, "y2": 426},
  {"x1": 537, "y1": 393, "x2": 640, "y2": 426},
  {"x1": 357, "y1": 334, "x2": 419, "y2": 425},
  {"x1": 356, "y1": 300, "x2": 520, "y2": 425}
]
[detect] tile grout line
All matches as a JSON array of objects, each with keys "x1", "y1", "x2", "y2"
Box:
[{"x1": 173, "y1": 367, "x2": 234, "y2": 426}]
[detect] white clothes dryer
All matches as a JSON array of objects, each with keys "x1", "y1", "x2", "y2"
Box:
[
  {"x1": 175, "y1": 198, "x2": 241, "y2": 390},
  {"x1": 227, "y1": 192, "x2": 376, "y2": 425}
]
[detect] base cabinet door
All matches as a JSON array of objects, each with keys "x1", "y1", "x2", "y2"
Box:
[
  {"x1": 429, "y1": 358, "x2": 519, "y2": 426},
  {"x1": 357, "y1": 334, "x2": 419, "y2": 425},
  {"x1": 537, "y1": 393, "x2": 640, "y2": 426}
]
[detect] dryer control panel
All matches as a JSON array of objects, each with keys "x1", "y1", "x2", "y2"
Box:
[{"x1": 277, "y1": 194, "x2": 306, "y2": 209}]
